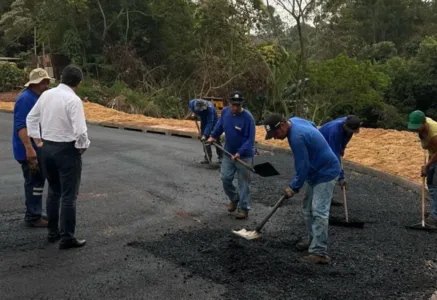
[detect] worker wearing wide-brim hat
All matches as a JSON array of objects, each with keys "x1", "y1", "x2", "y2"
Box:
[{"x1": 12, "y1": 68, "x2": 51, "y2": 227}]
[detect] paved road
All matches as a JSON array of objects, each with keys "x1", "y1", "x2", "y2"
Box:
[{"x1": 0, "y1": 112, "x2": 436, "y2": 300}]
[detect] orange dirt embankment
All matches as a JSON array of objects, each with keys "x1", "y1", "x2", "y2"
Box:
[{"x1": 0, "y1": 92, "x2": 423, "y2": 184}]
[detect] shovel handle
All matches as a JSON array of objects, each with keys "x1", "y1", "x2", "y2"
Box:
[
  {"x1": 213, "y1": 142, "x2": 255, "y2": 172},
  {"x1": 422, "y1": 150, "x2": 427, "y2": 227},
  {"x1": 343, "y1": 187, "x2": 348, "y2": 223},
  {"x1": 255, "y1": 195, "x2": 287, "y2": 232}
]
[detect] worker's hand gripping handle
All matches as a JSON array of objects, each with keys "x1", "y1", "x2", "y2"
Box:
[{"x1": 212, "y1": 142, "x2": 255, "y2": 172}]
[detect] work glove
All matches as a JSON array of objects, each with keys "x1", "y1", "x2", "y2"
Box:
[
  {"x1": 200, "y1": 135, "x2": 206, "y2": 142},
  {"x1": 338, "y1": 179, "x2": 347, "y2": 189},
  {"x1": 283, "y1": 187, "x2": 295, "y2": 199},
  {"x1": 421, "y1": 165, "x2": 428, "y2": 177}
]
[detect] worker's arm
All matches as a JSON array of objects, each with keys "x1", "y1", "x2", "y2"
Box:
[
  {"x1": 210, "y1": 115, "x2": 224, "y2": 140},
  {"x1": 326, "y1": 130, "x2": 345, "y2": 180},
  {"x1": 202, "y1": 108, "x2": 215, "y2": 137},
  {"x1": 26, "y1": 98, "x2": 42, "y2": 140},
  {"x1": 426, "y1": 136, "x2": 437, "y2": 168},
  {"x1": 289, "y1": 136, "x2": 310, "y2": 193},
  {"x1": 69, "y1": 97, "x2": 91, "y2": 151},
  {"x1": 237, "y1": 116, "x2": 256, "y2": 158}
]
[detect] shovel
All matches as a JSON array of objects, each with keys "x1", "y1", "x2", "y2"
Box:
[
  {"x1": 194, "y1": 119, "x2": 212, "y2": 165},
  {"x1": 329, "y1": 187, "x2": 365, "y2": 229},
  {"x1": 212, "y1": 142, "x2": 280, "y2": 177},
  {"x1": 233, "y1": 195, "x2": 287, "y2": 240}
]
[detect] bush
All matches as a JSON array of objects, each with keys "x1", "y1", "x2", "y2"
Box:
[
  {"x1": 75, "y1": 78, "x2": 108, "y2": 104},
  {"x1": 0, "y1": 63, "x2": 27, "y2": 92}
]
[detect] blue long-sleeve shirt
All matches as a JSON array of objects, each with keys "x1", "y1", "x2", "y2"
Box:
[
  {"x1": 318, "y1": 117, "x2": 353, "y2": 180},
  {"x1": 189, "y1": 99, "x2": 219, "y2": 137},
  {"x1": 288, "y1": 117, "x2": 341, "y2": 192},
  {"x1": 12, "y1": 88, "x2": 39, "y2": 162},
  {"x1": 211, "y1": 107, "x2": 255, "y2": 158}
]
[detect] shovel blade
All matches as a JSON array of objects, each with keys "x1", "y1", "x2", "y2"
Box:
[
  {"x1": 232, "y1": 228, "x2": 262, "y2": 240},
  {"x1": 329, "y1": 218, "x2": 365, "y2": 229},
  {"x1": 406, "y1": 222, "x2": 437, "y2": 231},
  {"x1": 253, "y1": 162, "x2": 280, "y2": 177}
]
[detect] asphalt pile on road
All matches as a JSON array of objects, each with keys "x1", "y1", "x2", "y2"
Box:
[{"x1": 127, "y1": 226, "x2": 436, "y2": 299}]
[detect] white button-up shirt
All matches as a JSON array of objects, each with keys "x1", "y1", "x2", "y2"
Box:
[{"x1": 26, "y1": 83, "x2": 91, "y2": 149}]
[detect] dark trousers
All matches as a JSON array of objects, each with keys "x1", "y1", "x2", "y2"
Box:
[
  {"x1": 204, "y1": 140, "x2": 223, "y2": 160},
  {"x1": 18, "y1": 158, "x2": 45, "y2": 223},
  {"x1": 40, "y1": 140, "x2": 82, "y2": 241}
]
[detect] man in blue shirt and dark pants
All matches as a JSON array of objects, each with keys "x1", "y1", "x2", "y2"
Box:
[
  {"x1": 263, "y1": 113, "x2": 341, "y2": 264},
  {"x1": 12, "y1": 68, "x2": 51, "y2": 227},
  {"x1": 319, "y1": 115, "x2": 361, "y2": 206},
  {"x1": 188, "y1": 98, "x2": 223, "y2": 163},
  {"x1": 208, "y1": 91, "x2": 256, "y2": 219}
]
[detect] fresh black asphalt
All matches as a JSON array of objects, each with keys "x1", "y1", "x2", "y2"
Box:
[{"x1": 0, "y1": 112, "x2": 436, "y2": 300}]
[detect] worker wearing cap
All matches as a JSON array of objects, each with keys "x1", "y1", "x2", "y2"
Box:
[
  {"x1": 319, "y1": 115, "x2": 361, "y2": 206},
  {"x1": 263, "y1": 114, "x2": 341, "y2": 264},
  {"x1": 188, "y1": 98, "x2": 223, "y2": 163},
  {"x1": 12, "y1": 68, "x2": 51, "y2": 227},
  {"x1": 408, "y1": 110, "x2": 437, "y2": 227},
  {"x1": 27, "y1": 65, "x2": 90, "y2": 249},
  {"x1": 208, "y1": 91, "x2": 256, "y2": 219}
]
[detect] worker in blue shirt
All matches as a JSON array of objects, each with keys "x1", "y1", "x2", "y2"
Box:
[
  {"x1": 263, "y1": 113, "x2": 341, "y2": 264},
  {"x1": 208, "y1": 91, "x2": 255, "y2": 219},
  {"x1": 188, "y1": 98, "x2": 223, "y2": 163},
  {"x1": 319, "y1": 115, "x2": 361, "y2": 206},
  {"x1": 12, "y1": 68, "x2": 51, "y2": 227}
]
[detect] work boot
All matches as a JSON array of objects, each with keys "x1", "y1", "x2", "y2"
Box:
[
  {"x1": 301, "y1": 254, "x2": 331, "y2": 265},
  {"x1": 295, "y1": 241, "x2": 309, "y2": 252},
  {"x1": 236, "y1": 210, "x2": 248, "y2": 220},
  {"x1": 228, "y1": 201, "x2": 238, "y2": 212},
  {"x1": 425, "y1": 215, "x2": 437, "y2": 227},
  {"x1": 26, "y1": 218, "x2": 48, "y2": 228},
  {"x1": 200, "y1": 157, "x2": 211, "y2": 164},
  {"x1": 331, "y1": 198, "x2": 343, "y2": 207}
]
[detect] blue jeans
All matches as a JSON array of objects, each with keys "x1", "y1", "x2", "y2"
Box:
[
  {"x1": 427, "y1": 162, "x2": 437, "y2": 219},
  {"x1": 18, "y1": 160, "x2": 45, "y2": 223},
  {"x1": 220, "y1": 154, "x2": 252, "y2": 211},
  {"x1": 302, "y1": 178, "x2": 337, "y2": 257}
]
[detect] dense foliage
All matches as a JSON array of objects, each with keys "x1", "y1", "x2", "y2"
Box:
[{"x1": 2, "y1": 0, "x2": 437, "y2": 127}]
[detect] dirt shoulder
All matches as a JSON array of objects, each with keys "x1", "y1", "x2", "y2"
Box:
[{"x1": 0, "y1": 91, "x2": 422, "y2": 184}]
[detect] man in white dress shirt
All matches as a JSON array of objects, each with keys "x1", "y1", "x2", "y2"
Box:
[{"x1": 27, "y1": 65, "x2": 90, "y2": 249}]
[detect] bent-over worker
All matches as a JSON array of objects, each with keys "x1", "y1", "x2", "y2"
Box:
[
  {"x1": 319, "y1": 115, "x2": 361, "y2": 206},
  {"x1": 27, "y1": 65, "x2": 90, "y2": 249},
  {"x1": 208, "y1": 91, "x2": 255, "y2": 219},
  {"x1": 189, "y1": 98, "x2": 223, "y2": 163},
  {"x1": 263, "y1": 114, "x2": 341, "y2": 264},
  {"x1": 408, "y1": 110, "x2": 437, "y2": 227}
]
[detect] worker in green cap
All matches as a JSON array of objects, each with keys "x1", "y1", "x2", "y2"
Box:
[{"x1": 408, "y1": 110, "x2": 437, "y2": 226}]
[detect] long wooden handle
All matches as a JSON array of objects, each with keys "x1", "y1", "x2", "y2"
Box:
[
  {"x1": 343, "y1": 187, "x2": 349, "y2": 223},
  {"x1": 194, "y1": 119, "x2": 201, "y2": 135},
  {"x1": 422, "y1": 150, "x2": 427, "y2": 227},
  {"x1": 213, "y1": 142, "x2": 255, "y2": 172},
  {"x1": 255, "y1": 196, "x2": 287, "y2": 232}
]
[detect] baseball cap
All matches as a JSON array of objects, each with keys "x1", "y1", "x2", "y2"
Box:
[
  {"x1": 344, "y1": 115, "x2": 361, "y2": 133},
  {"x1": 194, "y1": 99, "x2": 208, "y2": 112},
  {"x1": 24, "y1": 68, "x2": 51, "y2": 87},
  {"x1": 408, "y1": 110, "x2": 426, "y2": 130},
  {"x1": 264, "y1": 113, "x2": 283, "y2": 140},
  {"x1": 229, "y1": 91, "x2": 244, "y2": 104}
]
